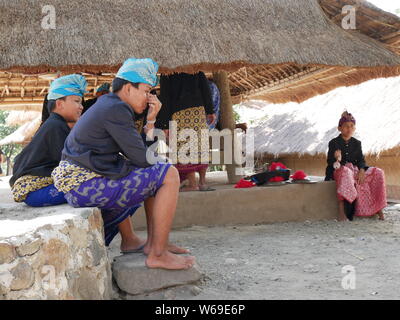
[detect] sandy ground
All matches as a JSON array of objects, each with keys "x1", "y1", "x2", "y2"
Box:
[
  {"x1": 2, "y1": 175, "x2": 400, "y2": 300},
  {"x1": 109, "y1": 204, "x2": 400, "y2": 300}
]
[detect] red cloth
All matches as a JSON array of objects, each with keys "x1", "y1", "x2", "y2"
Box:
[
  {"x1": 269, "y1": 162, "x2": 287, "y2": 171},
  {"x1": 269, "y1": 176, "x2": 284, "y2": 182},
  {"x1": 291, "y1": 170, "x2": 307, "y2": 180},
  {"x1": 234, "y1": 179, "x2": 256, "y2": 188},
  {"x1": 334, "y1": 163, "x2": 387, "y2": 217}
]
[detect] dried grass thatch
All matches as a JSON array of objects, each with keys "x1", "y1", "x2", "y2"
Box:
[
  {"x1": 1, "y1": 0, "x2": 399, "y2": 75},
  {"x1": 230, "y1": 65, "x2": 400, "y2": 104},
  {"x1": 235, "y1": 76, "x2": 400, "y2": 157},
  {"x1": 320, "y1": 0, "x2": 400, "y2": 55},
  {"x1": 0, "y1": 116, "x2": 41, "y2": 146},
  {"x1": 5, "y1": 111, "x2": 41, "y2": 126}
]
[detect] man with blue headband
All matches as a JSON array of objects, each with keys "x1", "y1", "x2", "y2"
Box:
[
  {"x1": 52, "y1": 58, "x2": 195, "y2": 270},
  {"x1": 10, "y1": 74, "x2": 86, "y2": 207}
]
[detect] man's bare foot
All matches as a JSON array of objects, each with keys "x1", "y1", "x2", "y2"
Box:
[
  {"x1": 120, "y1": 238, "x2": 146, "y2": 253},
  {"x1": 167, "y1": 243, "x2": 190, "y2": 254},
  {"x1": 143, "y1": 243, "x2": 190, "y2": 255},
  {"x1": 180, "y1": 186, "x2": 199, "y2": 192},
  {"x1": 146, "y1": 251, "x2": 195, "y2": 270},
  {"x1": 377, "y1": 211, "x2": 385, "y2": 220}
]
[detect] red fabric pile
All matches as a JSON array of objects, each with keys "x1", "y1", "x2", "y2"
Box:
[
  {"x1": 269, "y1": 162, "x2": 287, "y2": 171},
  {"x1": 267, "y1": 162, "x2": 288, "y2": 182},
  {"x1": 291, "y1": 170, "x2": 307, "y2": 180},
  {"x1": 269, "y1": 176, "x2": 284, "y2": 182},
  {"x1": 234, "y1": 179, "x2": 256, "y2": 188}
]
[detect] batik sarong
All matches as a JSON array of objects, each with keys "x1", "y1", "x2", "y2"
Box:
[
  {"x1": 172, "y1": 106, "x2": 209, "y2": 181},
  {"x1": 60, "y1": 162, "x2": 171, "y2": 246},
  {"x1": 11, "y1": 175, "x2": 67, "y2": 207},
  {"x1": 334, "y1": 163, "x2": 387, "y2": 217}
]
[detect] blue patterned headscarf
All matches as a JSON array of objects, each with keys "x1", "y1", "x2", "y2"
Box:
[
  {"x1": 48, "y1": 74, "x2": 88, "y2": 100},
  {"x1": 116, "y1": 58, "x2": 159, "y2": 87},
  {"x1": 96, "y1": 82, "x2": 110, "y2": 93}
]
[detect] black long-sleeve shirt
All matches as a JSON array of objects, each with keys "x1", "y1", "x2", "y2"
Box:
[
  {"x1": 157, "y1": 72, "x2": 214, "y2": 129},
  {"x1": 62, "y1": 93, "x2": 153, "y2": 179},
  {"x1": 325, "y1": 135, "x2": 367, "y2": 181},
  {"x1": 10, "y1": 112, "x2": 70, "y2": 187}
]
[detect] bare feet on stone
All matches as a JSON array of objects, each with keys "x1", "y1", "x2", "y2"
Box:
[
  {"x1": 146, "y1": 251, "x2": 195, "y2": 270},
  {"x1": 120, "y1": 238, "x2": 146, "y2": 253},
  {"x1": 167, "y1": 243, "x2": 190, "y2": 254},
  {"x1": 143, "y1": 243, "x2": 190, "y2": 255},
  {"x1": 377, "y1": 210, "x2": 385, "y2": 220}
]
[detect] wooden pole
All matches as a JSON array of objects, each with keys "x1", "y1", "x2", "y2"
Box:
[{"x1": 212, "y1": 71, "x2": 242, "y2": 184}]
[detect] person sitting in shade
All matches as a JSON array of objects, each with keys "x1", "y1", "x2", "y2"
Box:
[
  {"x1": 83, "y1": 82, "x2": 111, "y2": 111},
  {"x1": 52, "y1": 58, "x2": 194, "y2": 270},
  {"x1": 9, "y1": 75, "x2": 86, "y2": 207},
  {"x1": 325, "y1": 111, "x2": 386, "y2": 221}
]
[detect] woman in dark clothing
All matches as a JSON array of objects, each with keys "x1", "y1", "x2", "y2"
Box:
[
  {"x1": 10, "y1": 74, "x2": 86, "y2": 207},
  {"x1": 325, "y1": 111, "x2": 386, "y2": 221},
  {"x1": 158, "y1": 72, "x2": 216, "y2": 191}
]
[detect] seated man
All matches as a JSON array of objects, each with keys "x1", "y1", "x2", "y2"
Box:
[
  {"x1": 52, "y1": 58, "x2": 195, "y2": 270},
  {"x1": 10, "y1": 75, "x2": 87, "y2": 207}
]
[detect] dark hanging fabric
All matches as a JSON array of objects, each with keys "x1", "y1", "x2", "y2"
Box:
[{"x1": 157, "y1": 72, "x2": 214, "y2": 129}]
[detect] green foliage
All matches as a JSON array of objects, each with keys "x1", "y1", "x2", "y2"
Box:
[
  {"x1": 0, "y1": 111, "x2": 22, "y2": 174},
  {"x1": 233, "y1": 109, "x2": 241, "y2": 123}
]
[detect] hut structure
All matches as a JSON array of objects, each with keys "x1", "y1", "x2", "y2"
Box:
[
  {"x1": 236, "y1": 75, "x2": 400, "y2": 200},
  {"x1": 228, "y1": 0, "x2": 400, "y2": 103},
  {"x1": 1, "y1": 0, "x2": 399, "y2": 182}
]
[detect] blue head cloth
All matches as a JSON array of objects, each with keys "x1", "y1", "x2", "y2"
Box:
[
  {"x1": 96, "y1": 82, "x2": 110, "y2": 93},
  {"x1": 116, "y1": 58, "x2": 159, "y2": 87},
  {"x1": 48, "y1": 74, "x2": 88, "y2": 100}
]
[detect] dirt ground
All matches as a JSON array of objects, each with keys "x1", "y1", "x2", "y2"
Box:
[
  {"x1": 2, "y1": 176, "x2": 400, "y2": 300},
  {"x1": 109, "y1": 203, "x2": 400, "y2": 300}
]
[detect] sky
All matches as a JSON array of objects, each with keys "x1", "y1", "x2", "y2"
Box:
[{"x1": 368, "y1": 0, "x2": 400, "y2": 15}]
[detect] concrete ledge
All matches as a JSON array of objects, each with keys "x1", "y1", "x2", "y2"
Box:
[
  {"x1": 0, "y1": 204, "x2": 112, "y2": 300},
  {"x1": 112, "y1": 254, "x2": 203, "y2": 296},
  {"x1": 132, "y1": 181, "x2": 339, "y2": 229}
]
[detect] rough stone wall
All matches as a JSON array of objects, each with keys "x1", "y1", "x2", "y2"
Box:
[{"x1": 0, "y1": 205, "x2": 112, "y2": 300}]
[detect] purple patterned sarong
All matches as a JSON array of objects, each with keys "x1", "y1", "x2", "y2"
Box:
[{"x1": 65, "y1": 162, "x2": 171, "y2": 246}]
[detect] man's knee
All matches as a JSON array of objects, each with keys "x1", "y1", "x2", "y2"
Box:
[{"x1": 164, "y1": 166, "x2": 179, "y2": 185}]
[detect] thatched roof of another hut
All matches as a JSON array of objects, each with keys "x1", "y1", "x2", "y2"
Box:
[
  {"x1": 0, "y1": 116, "x2": 41, "y2": 146},
  {"x1": 320, "y1": 0, "x2": 400, "y2": 55},
  {"x1": 1, "y1": 0, "x2": 399, "y2": 75},
  {"x1": 5, "y1": 111, "x2": 41, "y2": 126},
  {"x1": 236, "y1": 76, "x2": 400, "y2": 157}
]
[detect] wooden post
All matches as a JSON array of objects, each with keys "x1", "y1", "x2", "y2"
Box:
[{"x1": 212, "y1": 71, "x2": 242, "y2": 184}]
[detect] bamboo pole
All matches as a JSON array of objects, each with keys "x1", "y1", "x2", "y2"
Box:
[{"x1": 212, "y1": 71, "x2": 242, "y2": 184}]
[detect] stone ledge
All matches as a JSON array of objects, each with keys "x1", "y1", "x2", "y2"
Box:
[
  {"x1": 112, "y1": 254, "x2": 203, "y2": 296},
  {"x1": 0, "y1": 204, "x2": 112, "y2": 300}
]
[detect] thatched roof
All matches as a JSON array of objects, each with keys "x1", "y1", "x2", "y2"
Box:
[
  {"x1": 1, "y1": 0, "x2": 399, "y2": 108},
  {"x1": 320, "y1": 0, "x2": 400, "y2": 55},
  {"x1": 1, "y1": 0, "x2": 399, "y2": 74},
  {"x1": 0, "y1": 72, "x2": 114, "y2": 111},
  {"x1": 0, "y1": 116, "x2": 41, "y2": 146},
  {"x1": 5, "y1": 111, "x2": 41, "y2": 126},
  {"x1": 228, "y1": 0, "x2": 400, "y2": 103},
  {"x1": 236, "y1": 76, "x2": 400, "y2": 157}
]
